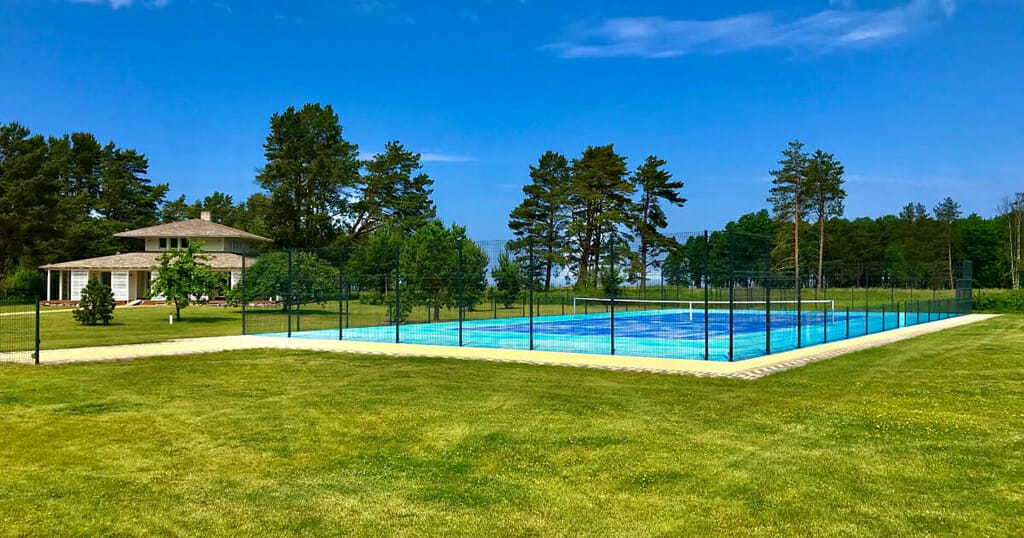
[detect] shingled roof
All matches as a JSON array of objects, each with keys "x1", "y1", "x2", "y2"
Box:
[
  {"x1": 40, "y1": 252, "x2": 257, "y2": 271},
  {"x1": 114, "y1": 219, "x2": 271, "y2": 242}
]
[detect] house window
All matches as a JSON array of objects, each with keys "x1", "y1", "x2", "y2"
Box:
[
  {"x1": 181, "y1": 238, "x2": 189, "y2": 248},
  {"x1": 159, "y1": 238, "x2": 167, "y2": 249},
  {"x1": 170, "y1": 238, "x2": 178, "y2": 248}
]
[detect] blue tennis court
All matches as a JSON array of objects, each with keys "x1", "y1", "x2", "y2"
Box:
[{"x1": 267, "y1": 306, "x2": 961, "y2": 361}]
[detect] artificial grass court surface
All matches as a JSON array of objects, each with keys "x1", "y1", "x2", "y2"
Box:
[{"x1": 1, "y1": 318, "x2": 1021, "y2": 536}]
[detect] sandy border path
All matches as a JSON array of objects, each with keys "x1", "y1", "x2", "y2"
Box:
[{"x1": 10, "y1": 314, "x2": 997, "y2": 379}]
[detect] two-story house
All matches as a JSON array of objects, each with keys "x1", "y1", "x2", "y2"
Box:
[{"x1": 40, "y1": 212, "x2": 270, "y2": 303}]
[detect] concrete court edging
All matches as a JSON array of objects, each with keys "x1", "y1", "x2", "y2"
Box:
[{"x1": 24, "y1": 313, "x2": 999, "y2": 379}]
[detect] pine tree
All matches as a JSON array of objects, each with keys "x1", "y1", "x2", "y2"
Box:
[
  {"x1": 631, "y1": 155, "x2": 685, "y2": 293},
  {"x1": 73, "y1": 278, "x2": 115, "y2": 326},
  {"x1": 933, "y1": 197, "x2": 961, "y2": 288},
  {"x1": 568, "y1": 145, "x2": 632, "y2": 288},
  {"x1": 257, "y1": 103, "x2": 360, "y2": 249},
  {"x1": 348, "y1": 141, "x2": 435, "y2": 242},
  {"x1": 768, "y1": 140, "x2": 809, "y2": 284},
  {"x1": 508, "y1": 151, "x2": 570, "y2": 290},
  {"x1": 803, "y1": 149, "x2": 846, "y2": 289}
]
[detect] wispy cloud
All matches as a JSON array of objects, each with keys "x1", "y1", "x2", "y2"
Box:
[
  {"x1": 420, "y1": 153, "x2": 475, "y2": 163},
  {"x1": 212, "y1": 2, "x2": 232, "y2": 15},
  {"x1": 68, "y1": 0, "x2": 169, "y2": 8},
  {"x1": 273, "y1": 13, "x2": 312, "y2": 25},
  {"x1": 546, "y1": 0, "x2": 956, "y2": 59}
]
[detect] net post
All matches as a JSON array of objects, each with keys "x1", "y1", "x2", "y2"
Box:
[
  {"x1": 728, "y1": 229, "x2": 735, "y2": 362},
  {"x1": 241, "y1": 254, "x2": 247, "y2": 336},
  {"x1": 765, "y1": 236, "x2": 771, "y2": 355},
  {"x1": 344, "y1": 243, "x2": 348, "y2": 340},
  {"x1": 609, "y1": 236, "x2": 616, "y2": 356},
  {"x1": 287, "y1": 249, "x2": 293, "y2": 338},
  {"x1": 703, "y1": 230, "x2": 710, "y2": 361},
  {"x1": 34, "y1": 296, "x2": 40, "y2": 365},
  {"x1": 395, "y1": 243, "x2": 400, "y2": 344},
  {"x1": 528, "y1": 243, "x2": 534, "y2": 351}
]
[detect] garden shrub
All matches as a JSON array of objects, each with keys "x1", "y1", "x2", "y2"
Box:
[
  {"x1": 73, "y1": 278, "x2": 115, "y2": 325},
  {"x1": 972, "y1": 289, "x2": 1024, "y2": 313}
]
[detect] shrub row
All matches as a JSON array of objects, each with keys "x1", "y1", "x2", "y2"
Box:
[{"x1": 972, "y1": 289, "x2": 1024, "y2": 313}]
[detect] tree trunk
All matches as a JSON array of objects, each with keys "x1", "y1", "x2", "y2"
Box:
[
  {"x1": 544, "y1": 255, "x2": 553, "y2": 292},
  {"x1": 175, "y1": 299, "x2": 181, "y2": 321},
  {"x1": 639, "y1": 242, "x2": 648, "y2": 295}
]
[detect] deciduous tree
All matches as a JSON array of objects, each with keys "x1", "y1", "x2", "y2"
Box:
[{"x1": 150, "y1": 242, "x2": 223, "y2": 320}]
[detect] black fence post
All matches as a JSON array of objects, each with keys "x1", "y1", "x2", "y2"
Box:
[
  {"x1": 822, "y1": 302, "x2": 828, "y2": 343},
  {"x1": 395, "y1": 243, "x2": 400, "y2": 344},
  {"x1": 241, "y1": 255, "x2": 247, "y2": 336},
  {"x1": 703, "y1": 230, "x2": 710, "y2": 361},
  {"x1": 796, "y1": 264, "x2": 802, "y2": 349},
  {"x1": 765, "y1": 236, "x2": 772, "y2": 355},
  {"x1": 610, "y1": 236, "x2": 616, "y2": 356},
  {"x1": 865, "y1": 287, "x2": 870, "y2": 334},
  {"x1": 287, "y1": 249, "x2": 293, "y2": 338},
  {"x1": 845, "y1": 307, "x2": 850, "y2": 339},
  {"x1": 882, "y1": 305, "x2": 887, "y2": 331},
  {"x1": 458, "y1": 239, "x2": 464, "y2": 347},
  {"x1": 34, "y1": 296, "x2": 40, "y2": 365},
  {"x1": 344, "y1": 246, "x2": 348, "y2": 340},
  {"x1": 728, "y1": 229, "x2": 735, "y2": 362},
  {"x1": 528, "y1": 243, "x2": 534, "y2": 351},
  {"x1": 295, "y1": 251, "x2": 302, "y2": 333},
  {"x1": 896, "y1": 302, "x2": 901, "y2": 329}
]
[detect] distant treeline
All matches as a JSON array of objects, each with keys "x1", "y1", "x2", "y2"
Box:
[{"x1": 1, "y1": 105, "x2": 1021, "y2": 297}]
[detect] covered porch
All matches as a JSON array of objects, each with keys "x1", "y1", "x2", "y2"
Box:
[{"x1": 40, "y1": 252, "x2": 250, "y2": 303}]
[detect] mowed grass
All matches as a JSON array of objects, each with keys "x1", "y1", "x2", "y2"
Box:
[{"x1": 1, "y1": 317, "x2": 1022, "y2": 536}]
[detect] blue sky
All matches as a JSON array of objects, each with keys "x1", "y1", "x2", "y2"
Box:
[{"x1": 1, "y1": 0, "x2": 1021, "y2": 238}]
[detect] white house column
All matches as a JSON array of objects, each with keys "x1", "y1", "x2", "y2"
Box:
[
  {"x1": 230, "y1": 270, "x2": 241, "y2": 290},
  {"x1": 58, "y1": 271, "x2": 64, "y2": 301},
  {"x1": 111, "y1": 271, "x2": 129, "y2": 302},
  {"x1": 150, "y1": 271, "x2": 164, "y2": 300},
  {"x1": 70, "y1": 271, "x2": 89, "y2": 301},
  {"x1": 46, "y1": 270, "x2": 51, "y2": 301}
]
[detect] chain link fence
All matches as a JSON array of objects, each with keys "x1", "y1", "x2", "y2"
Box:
[
  {"x1": 237, "y1": 232, "x2": 973, "y2": 362},
  {"x1": 0, "y1": 294, "x2": 40, "y2": 364}
]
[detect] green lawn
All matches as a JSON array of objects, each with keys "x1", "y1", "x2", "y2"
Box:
[{"x1": 1, "y1": 316, "x2": 1021, "y2": 535}]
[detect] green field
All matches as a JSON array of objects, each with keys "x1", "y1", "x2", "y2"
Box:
[{"x1": 1, "y1": 315, "x2": 1021, "y2": 535}]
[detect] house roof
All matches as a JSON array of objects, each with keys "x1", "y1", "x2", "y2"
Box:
[
  {"x1": 114, "y1": 219, "x2": 272, "y2": 242},
  {"x1": 40, "y1": 252, "x2": 257, "y2": 271}
]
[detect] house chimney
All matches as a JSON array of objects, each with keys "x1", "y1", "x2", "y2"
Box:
[{"x1": 200, "y1": 211, "x2": 212, "y2": 221}]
